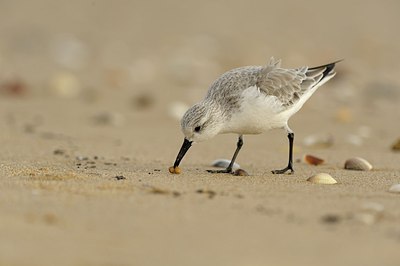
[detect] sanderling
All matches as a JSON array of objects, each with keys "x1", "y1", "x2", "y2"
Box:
[{"x1": 171, "y1": 57, "x2": 340, "y2": 174}]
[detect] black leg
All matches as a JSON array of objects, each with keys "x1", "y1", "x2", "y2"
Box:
[
  {"x1": 208, "y1": 135, "x2": 243, "y2": 174},
  {"x1": 272, "y1": 132, "x2": 294, "y2": 174}
]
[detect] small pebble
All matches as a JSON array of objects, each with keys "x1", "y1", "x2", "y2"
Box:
[
  {"x1": 0, "y1": 79, "x2": 27, "y2": 96},
  {"x1": 196, "y1": 189, "x2": 216, "y2": 199},
  {"x1": 344, "y1": 157, "x2": 372, "y2": 171},
  {"x1": 391, "y1": 139, "x2": 400, "y2": 151},
  {"x1": 149, "y1": 187, "x2": 169, "y2": 195},
  {"x1": 388, "y1": 184, "x2": 400, "y2": 193},
  {"x1": 50, "y1": 72, "x2": 81, "y2": 98},
  {"x1": 53, "y1": 149, "x2": 65, "y2": 155},
  {"x1": 131, "y1": 93, "x2": 155, "y2": 110},
  {"x1": 233, "y1": 169, "x2": 249, "y2": 176},
  {"x1": 304, "y1": 154, "x2": 324, "y2": 166},
  {"x1": 211, "y1": 159, "x2": 240, "y2": 170},
  {"x1": 169, "y1": 166, "x2": 181, "y2": 174},
  {"x1": 172, "y1": 191, "x2": 181, "y2": 197},
  {"x1": 321, "y1": 214, "x2": 341, "y2": 224},
  {"x1": 114, "y1": 175, "x2": 126, "y2": 180},
  {"x1": 307, "y1": 173, "x2": 337, "y2": 184}
]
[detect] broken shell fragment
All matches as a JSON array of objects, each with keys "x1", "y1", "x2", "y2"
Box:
[
  {"x1": 304, "y1": 154, "x2": 324, "y2": 166},
  {"x1": 168, "y1": 166, "x2": 181, "y2": 174},
  {"x1": 233, "y1": 169, "x2": 249, "y2": 176},
  {"x1": 388, "y1": 184, "x2": 400, "y2": 193},
  {"x1": 344, "y1": 157, "x2": 372, "y2": 171},
  {"x1": 307, "y1": 173, "x2": 337, "y2": 184}
]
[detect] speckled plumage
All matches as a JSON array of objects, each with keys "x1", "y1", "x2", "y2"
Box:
[{"x1": 174, "y1": 57, "x2": 339, "y2": 174}]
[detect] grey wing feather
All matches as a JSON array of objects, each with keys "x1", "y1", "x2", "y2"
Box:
[{"x1": 256, "y1": 58, "x2": 338, "y2": 107}]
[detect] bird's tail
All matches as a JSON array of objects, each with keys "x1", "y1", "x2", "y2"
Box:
[
  {"x1": 308, "y1": 59, "x2": 343, "y2": 78},
  {"x1": 306, "y1": 59, "x2": 343, "y2": 87}
]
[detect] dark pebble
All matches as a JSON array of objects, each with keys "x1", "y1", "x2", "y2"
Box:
[
  {"x1": 233, "y1": 169, "x2": 249, "y2": 176},
  {"x1": 53, "y1": 149, "x2": 65, "y2": 155},
  {"x1": 321, "y1": 214, "x2": 341, "y2": 224},
  {"x1": 114, "y1": 175, "x2": 126, "y2": 180}
]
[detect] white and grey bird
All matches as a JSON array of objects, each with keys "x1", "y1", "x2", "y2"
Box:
[{"x1": 171, "y1": 57, "x2": 340, "y2": 174}]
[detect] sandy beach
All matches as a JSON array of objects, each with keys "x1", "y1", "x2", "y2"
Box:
[{"x1": 1, "y1": 1, "x2": 400, "y2": 265}]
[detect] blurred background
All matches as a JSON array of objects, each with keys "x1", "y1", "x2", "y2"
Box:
[
  {"x1": 1, "y1": 2, "x2": 400, "y2": 265},
  {"x1": 1, "y1": 0, "x2": 400, "y2": 160}
]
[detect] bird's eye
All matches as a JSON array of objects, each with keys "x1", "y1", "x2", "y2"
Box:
[{"x1": 194, "y1": 126, "x2": 201, "y2": 133}]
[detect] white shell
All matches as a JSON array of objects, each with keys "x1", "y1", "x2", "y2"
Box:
[
  {"x1": 211, "y1": 159, "x2": 240, "y2": 170},
  {"x1": 307, "y1": 173, "x2": 337, "y2": 184},
  {"x1": 344, "y1": 157, "x2": 373, "y2": 171},
  {"x1": 388, "y1": 184, "x2": 400, "y2": 193}
]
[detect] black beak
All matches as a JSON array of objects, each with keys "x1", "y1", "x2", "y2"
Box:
[{"x1": 173, "y1": 138, "x2": 192, "y2": 168}]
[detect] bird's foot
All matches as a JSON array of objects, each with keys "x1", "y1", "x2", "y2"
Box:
[
  {"x1": 207, "y1": 168, "x2": 233, "y2": 174},
  {"x1": 271, "y1": 166, "x2": 294, "y2": 175}
]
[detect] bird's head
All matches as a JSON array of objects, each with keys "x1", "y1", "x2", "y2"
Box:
[
  {"x1": 181, "y1": 103, "x2": 222, "y2": 143},
  {"x1": 172, "y1": 102, "x2": 222, "y2": 168}
]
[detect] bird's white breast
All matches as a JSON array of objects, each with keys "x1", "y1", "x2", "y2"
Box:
[{"x1": 220, "y1": 85, "x2": 289, "y2": 134}]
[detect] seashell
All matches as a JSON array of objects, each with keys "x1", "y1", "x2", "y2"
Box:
[
  {"x1": 391, "y1": 139, "x2": 400, "y2": 151},
  {"x1": 233, "y1": 169, "x2": 249, "y2": 176},
  {"x1": 304, "y1": 154, "x2": 324, "y2": 165},
  {"x1": 388, "y1": 184, "x2": 400, "y2": 193},
  {"x1": 344, "y1": 157, "x2": 372, "y2": 171},
  {"x1": 211, "y1": 159, "x2": 240, "y2": 170},
  {"x1": 307, "y1": 173, "x2": 337, "y2": 184}
]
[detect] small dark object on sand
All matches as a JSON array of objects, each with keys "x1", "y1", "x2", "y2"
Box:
[
  {"x1": 114, "y1": 175, "x2": 126, "y2": 180},
  {"x1": 233, "y1": 169, "x2": 249, "y2": 176},
  {"x1": 392, "y1": 139, "x2": 400, "y2": 151}
]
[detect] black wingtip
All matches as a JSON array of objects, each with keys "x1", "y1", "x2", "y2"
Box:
[{"x1": 309, "y1": 59, "x2": 343, "y2": 78}]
